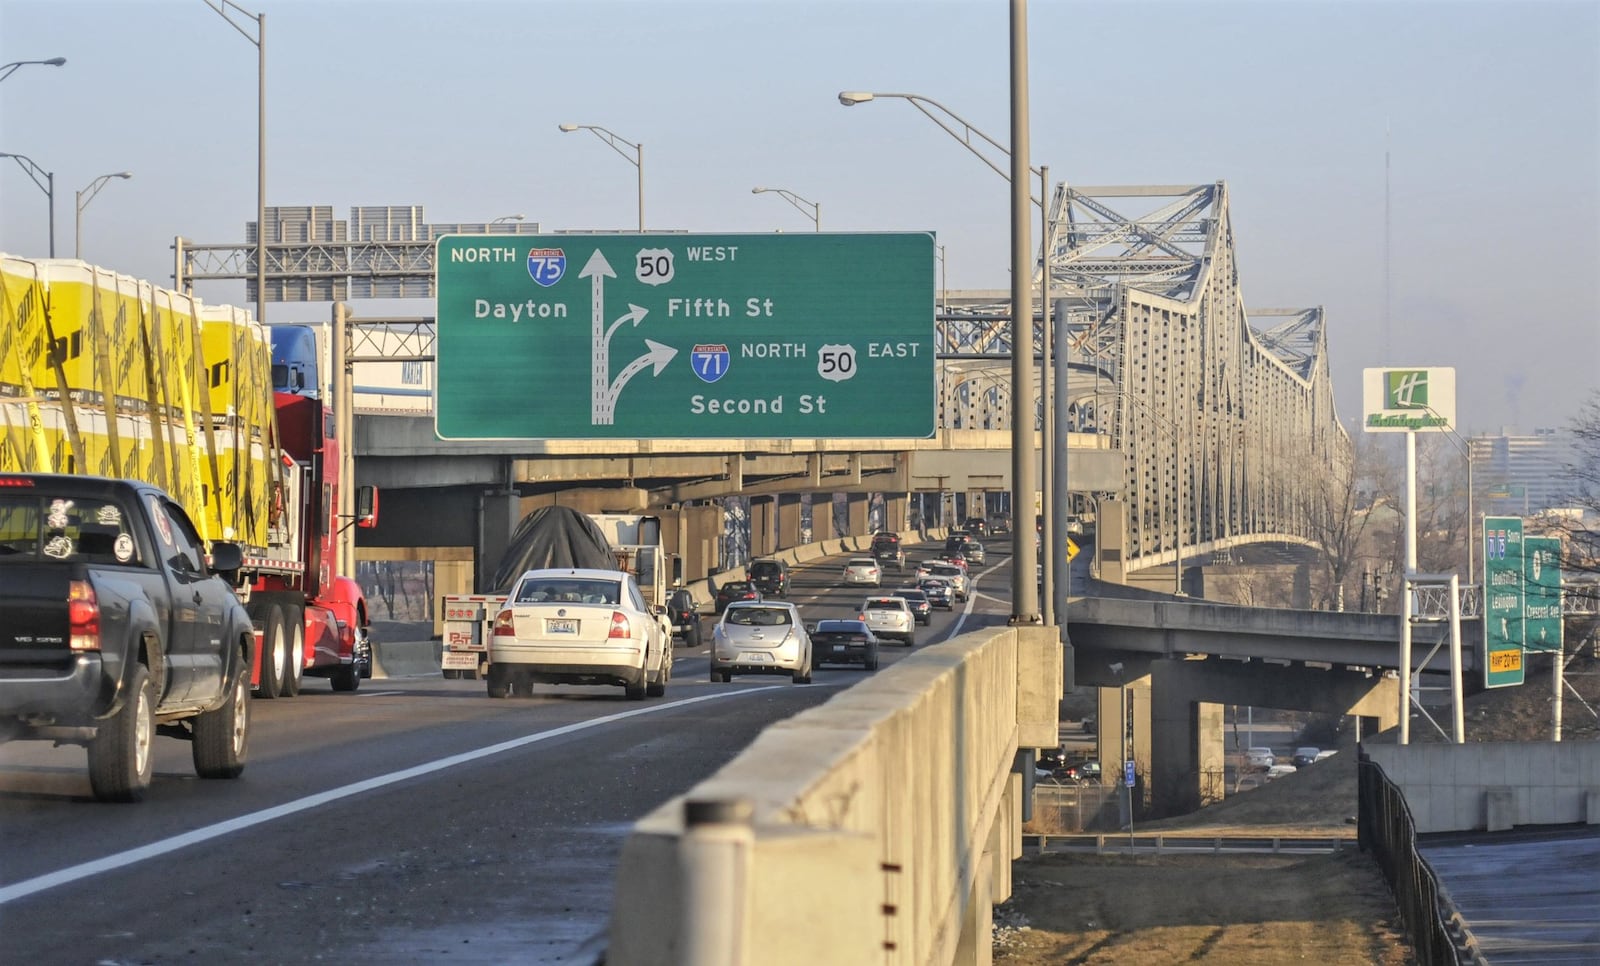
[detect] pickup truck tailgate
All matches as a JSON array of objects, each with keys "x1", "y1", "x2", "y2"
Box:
[{"x1": 0, "y1": 565, "x2": 73, "y2": 663}]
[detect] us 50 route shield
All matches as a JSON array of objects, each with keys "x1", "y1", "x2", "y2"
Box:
[{"x1": 434, "y1": 232, "x2": 936, "y2": 440}]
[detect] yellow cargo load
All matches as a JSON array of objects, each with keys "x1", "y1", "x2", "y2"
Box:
[{"x1": 0, "y1": 254, "x2": 275, "y2": 548}]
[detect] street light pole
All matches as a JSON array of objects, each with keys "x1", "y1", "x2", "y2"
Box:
[
  {"x1": 559, "y1": 124, "x2": 644, "y2": 231},
  {"x1": 0, "y1": 57, "x2": 66, "y2": 84},
  {"x1": 837, "y1": 81, "x2": 1045, "y2": 620},
  {"x1": 203, "y1": 1, "x2": 265, "y2": 326},
  {"x1": 490, "y1": 214, "x2": 525, "y2": 225},
  {"x1": 751, "y1": 187, "x2": 820, "y2": 231},
  {"x1": 0, "y1": 152, "x2": 55, "y2": 257},
  {"x1": 75, "y1": 172, "x2": 133, "y2": 260}
]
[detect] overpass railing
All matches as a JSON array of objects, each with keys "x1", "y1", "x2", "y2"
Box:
[
  {"x1": 607, "y1": 624, "x2": 1061, "y2": 965},
  {"x1": 1356, "y1": 752, "x2": 1483, "y2": 966}
]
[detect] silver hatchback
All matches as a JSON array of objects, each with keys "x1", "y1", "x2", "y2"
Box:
[{"x1": 710, "y1": 601, "x2": 813, "y2": 683}]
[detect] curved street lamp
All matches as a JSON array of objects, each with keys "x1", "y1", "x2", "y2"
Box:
[
  {"x1": 558, "y1": 123, "x2": 644, "y2": 232},
  {"x1": 0, "y1": 152, "x2": 56, "y2": 256},
  {"x1": 202, "y1": 0, "x2": 265, "y2": 324},
  {"x1": 839, "y1": 87, "x2": 1059, "y2": 621},
  {"x1": 751, "y1": 186, "x2": 820, "y2": 231},
  {"x1": 0, "y1": 57, "x2": 66, "y2": 83},
  {"x1": 76, "y1": 172, "x2": 133, "y2": 259},
  {"x1": 490, "y1": 214, "x2": 525, "y2": 225}
]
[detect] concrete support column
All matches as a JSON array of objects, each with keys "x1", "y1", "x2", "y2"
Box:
[
  {"x1": 476, "y1": 489, "x2": 520, "y2": 593},
  {"x1": 1096, "y1": 497, "x2": 1128, "y2": 585},
  {"x1": 1095, "y1": 672, "x2": 1152, "y2": 819},
  {"x1": 846, "y1": 492, "x2": 869, "y2": 538},
  {"x1": 776, "y1": 493, "x2": 804, "y2": 550},
  {"x1": 1149, "y1": 660, "x2": 1226, "y2": 815},
  {"x1": 679, "y1": 503, "x2": 721, "y2": 583},
  {"x1": 882, "y1": 492, "x2": 909, "y2": 535},
  {"x1": 749, "y1": 496, "x2": 776, "y2": 558}
]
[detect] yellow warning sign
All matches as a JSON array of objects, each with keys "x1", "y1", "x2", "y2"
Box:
[{"x1": 1067, "y1": 537, "x2": 1080, "y2": 562}]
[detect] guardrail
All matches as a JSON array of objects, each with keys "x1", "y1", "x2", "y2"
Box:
[
  {"x1": 1357, "y1": 752, "x2": 1484, "y2": 965},
  {"x1": 607, "y1": 622, "x2": 1061, "y2": 965},
  {"x1": 1025, "y1": 832, "x2": 1350, "y2": 855}
]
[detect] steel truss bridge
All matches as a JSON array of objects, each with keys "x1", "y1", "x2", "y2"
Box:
[{"x1": 178, "y1": 181, "x2": 1349, "y2": 572}]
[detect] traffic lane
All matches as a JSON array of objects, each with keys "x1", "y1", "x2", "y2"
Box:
[
  {"x1": 0, "y1": 682, "x2": 832, "y2": 964},
  {"x1": 0, "y1": 668, "x2": 830, "y2": 889}
]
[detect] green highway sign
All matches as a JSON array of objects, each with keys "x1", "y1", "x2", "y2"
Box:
[
  {"x1": 434, "y1": 232, "x2": 936, "y2": 439},
  {"x1": 1524, "y1": 536, "x2": 1563, "y2": 653},
  {"x1": 1483, "y1": 515, "x2": 1525, "y2": 688}
]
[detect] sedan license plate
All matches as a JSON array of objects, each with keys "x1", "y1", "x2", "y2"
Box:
[
  {"x1": 546, "y1": 618, "x2": 578, "y2": 634},
  {"x1": 833, "y1": 644, "x2": 846, "y2": 653}
]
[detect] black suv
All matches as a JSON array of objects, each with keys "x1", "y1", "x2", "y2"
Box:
[
  {"x1": 666, "y1": 588, "x2": 702, "y2": 648},
  {"x1": 869, "y1": 532, "x2": 905, "y2": 571},
  {"x1": 962, "y1": 516, "x2": 988, "y2": 536},
  {"x1": 748, "y1": 559, "x2": 791, "y2": 597}
]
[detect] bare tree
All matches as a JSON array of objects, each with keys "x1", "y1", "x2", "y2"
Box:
[{"x1": 1304, "y1": 432, "x2": 1386, "y2": 610}]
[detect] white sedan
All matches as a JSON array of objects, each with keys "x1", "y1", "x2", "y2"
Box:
[
  {"x1": 842, "y1": 557, "x2": 882, "y2": 587},
  {"x1": 487, "y1": 568, "x2": 672, "y2": 700}
]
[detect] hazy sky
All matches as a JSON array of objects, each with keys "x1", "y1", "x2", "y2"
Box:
[{"x1": 2, "y1": 0, "x2": 1595, "y2": 434}]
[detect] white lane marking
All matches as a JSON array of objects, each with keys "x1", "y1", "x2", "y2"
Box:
[
  {"x1": 947, "y1": 557, "x2": 1011, "y2": 638},
  {"x1": 0, "y1": 687, "x2": 782, "y2": 907},
  {"x1": 356, "y1": 691, "x2": 404, "y2": 697}
]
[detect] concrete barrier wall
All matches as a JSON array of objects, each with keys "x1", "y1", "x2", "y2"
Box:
[
  {"x1": 1364, "y1": 742, "x2": 1600, "y2": 833},
  {"x1": 608, "y1": 622, "x2": 1060, "y2": 965}
]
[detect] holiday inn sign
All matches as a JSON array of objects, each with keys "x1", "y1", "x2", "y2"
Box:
[{"x1": 1362, "y1": 367, "x2": 1456, "y2": 433}]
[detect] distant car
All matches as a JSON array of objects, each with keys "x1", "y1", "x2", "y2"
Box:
[
  {"x1": 488, "y1": 568, "x2": 672, "y2": 701},
  {"x1": 991, "y1": 514, "x2": 1011, "y2": 534},
  {"x1": 859, "y1": 595, "x2": 916, "y2": 646},
  {"x1": 809, "y1": 618, "x2": 880, "y2": 671},
  {"x1": 842, "y1": 557, "x2": 882, "y2": 587},
  {"x1": 710, "y1": 601, "x2": 812, "y2": 683},
  {"x1": 1244, "y1": 747, "x2": 1275, "y2": 771},
  {"x1": 944, "y1": 531, "x2": 977, "y2": 554},
  {"x1": 713, "y1": 580, "x2": 762, "y2": 614},
  {"x1": 665, "y1": 587, "x2": 702, "y2": 648},
  {"x1": 918, "y1": 577, "x2": 954, "y2": 609},
  {"x1": 748, "y1": 558, "x2": 791, "y2": 598},
  {"x1": 1291, "y1": 746, "x2": 1321, "y2": 768},
  {"x1": 1064, "y1": 760, "x2": 1101, "y2": 783},
  {"x1": 937, "y1": 551, "x2": 970, "y2": 572},
  {"x1": 963, "y1": 542, "x2": 986, "y2": 565},
  {"x1": 925, "y1": 562, "x2": 968, "y2": 600},
  {"x1": 962, "y1": 516, "x2": 988, "y2": 536},
  {"x1": 890, "y1": 587, "x2": 933, "y2": 625}
]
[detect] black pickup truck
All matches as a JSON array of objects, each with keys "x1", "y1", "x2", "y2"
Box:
[{"x1": 0, "y1": 475, "x2": 255, "y2": 802}]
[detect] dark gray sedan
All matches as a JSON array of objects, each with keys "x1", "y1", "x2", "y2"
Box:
[{"x1": 809, "y1": 619, "x2": 880, "y2": 671}]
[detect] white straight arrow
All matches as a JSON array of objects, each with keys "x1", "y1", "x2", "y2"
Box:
[{"x1": 580, "y1": 250, "x2": 617, "y2": 424}]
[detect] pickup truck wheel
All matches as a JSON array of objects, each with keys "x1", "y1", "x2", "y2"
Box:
[
  {"x1": 684, "y1": 621, "x2": 702, "y2": 648},
  {"x1": 280, "y1": 605, "x2": 304, "y2": 698},
  {"x1": 87, "y1": 664, "x2": 154, "y2": 802},
  {"x1": 193, "y1": 662, "x2": 250, "y2": 779},
  {"x1": 255, "y1": 605, "x2": 287, "y2": 699}
]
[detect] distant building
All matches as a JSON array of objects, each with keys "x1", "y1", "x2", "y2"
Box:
[{"x1": 1469, "y1": 428, "x2": 1581, "y2": 516}]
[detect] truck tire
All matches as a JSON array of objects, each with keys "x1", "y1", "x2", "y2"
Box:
[
  {"x1": 684, "y1": 620, "x2": 702, "y2": 649},
  {"x1": 280, "y1": 604, "x2": 304, "y2": 697},
  {"x1": 255, "y1": 604, "x2": 287, "y2": 699},
  {"x1": 330, "y1": 661, "x2": 361, "y2": 692},
  {"x1": 193, "y1": 660, "x2": 250, "y2": 779},
  {"x1": 87, "y1": 664, "x2": 155, "y2": 802}
]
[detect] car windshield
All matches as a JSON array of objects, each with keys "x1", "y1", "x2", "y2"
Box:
[
  {"x1": 894, "y1": 591, "x2": 927, "y2": 602},
  {"x1": 514, "y1": 577, "x2": 621, "y2": 605},
  {"x1": 726, "y1": 607, "x2": 792, "y2": 626}
]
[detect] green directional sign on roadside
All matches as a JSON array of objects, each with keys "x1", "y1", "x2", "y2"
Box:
[
  {"x1": 434, "y1": 232, "x2": 936, "y2": 440},
  {"x1": 1524, "y1": 536, "x2": 1563, "y2": 653},
  {"x1": 1483, "y1": 516, "x2": 1525, "y2": 688}
]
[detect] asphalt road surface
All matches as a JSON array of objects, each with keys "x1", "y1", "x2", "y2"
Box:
[{"x1": 0, "y1": 538, "x2": 1018, "y2": 964}]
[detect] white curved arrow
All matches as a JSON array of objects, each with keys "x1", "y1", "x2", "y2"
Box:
[
  {"x1": 605, "y1": 303, "x2": 649, "y2": 343},
  {"x1": 607, "y1": 339, "x2": 678, "y2": 405}
]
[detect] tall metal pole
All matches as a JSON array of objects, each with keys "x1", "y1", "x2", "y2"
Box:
[
  {"x1": 46, "y1": 170, "x2": 55, "y2": 258},
  {"x1": 636, "y1": 142, "x2": 645, "y2": 232},
  {"x1": 1039, "y1": 163, "x2": 1053, "y2": 625},
  {"x1": 1008, "y1": 0, "x2": 1038, "y2": 621},
  {"x1": 256, "y1": 11, "x2": 266, "y2": 326}
]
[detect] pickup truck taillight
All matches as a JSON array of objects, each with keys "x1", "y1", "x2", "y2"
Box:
[
  {"x1": 492, "y1": 609, "x2": 514, "y2": 638},
  {"x1": 608, "y1": 612, "x2": 631, "y2": 639},
  {"x1": 69, "y1": 579, "x2": 101, "y2": 652}
]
